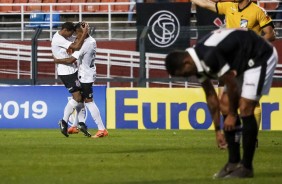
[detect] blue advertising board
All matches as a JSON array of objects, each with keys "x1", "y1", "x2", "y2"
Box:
[{"x1": 0, "y1": 85, "x2": 106, "y2": 128}]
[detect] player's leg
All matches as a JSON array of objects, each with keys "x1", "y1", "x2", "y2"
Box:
[
  {"x1": 76, "y1": 99, "x2": 91, "y2": 137},
  {"x1": 68, "y1": 102, "x2": 85, "y2": 134},
  {"x1": 254, "y1": 102, "x2": 261, "y2": 147},
  {"x1": 58, "y1": 72, "x2": 82, "y2": 137},
  {"x1": 81, "y1": 83, "x2": 108, "y2": 138},
  {"x1": 214, "y1": 91, "x2": 241, "y2": 179},
  {"x1": 227, "y1": 48, "x2": 278, "y2": 178},
  {"x1": 225, "y1": 97, "x2": 257, "y2": 178}
]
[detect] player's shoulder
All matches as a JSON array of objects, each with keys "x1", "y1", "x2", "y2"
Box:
[
  {"x1": 86, "y1": 36, "x2": 97, "y2": 46},
  {"x1": 217, "y1": 1, "x2": 235, "y2": 9},
  {"x1": 51, "y1": 32, "x2": 64, "y2": 43},
  {"x1": 88, "y1": 35, "x2": 96, "y2": 42},
  {"x1": 217, "y1": 1, "x2": 234, "y2": 6}
]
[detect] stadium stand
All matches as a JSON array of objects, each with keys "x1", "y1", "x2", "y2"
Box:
[
  {"x1": 25, "y1": 11, "x2": 45, "y2": 28},
  {"x1": 84, "y1": 0, "x2": 100, "y2": 12},
  {"x1": 67, "y1": 0, "x2": 87, "y2": 12},
  {"x1": 40, "y1": 12, "x2": 60, "y2": 28},
  {"x1": 100, "y1": 0, "x2": 115, "y2": 12},
  {"x1": 42, "y1": 0, "x2": 57, "y2": 12},
  {"x1": 0, "y1": 0, "x2": 281, "y2": 87},
  {"x1": 114, "y1": 0, "x2": 130, "y2": 12},
  {"x1": 0, "y1": 0, "x2": 13, "y2": 12},
  {"x1": 9, "y1": 0, "x2": 28, "y2": 13},
  {"x1": 26, "y1": 0, "x2": 43, "y2": 12},
  {"x1": 25, "y1": 11, "x2": 60, "y2": 28},
  {"x1": 56, "y1": 0, "x2": 71, "y2": 12}
]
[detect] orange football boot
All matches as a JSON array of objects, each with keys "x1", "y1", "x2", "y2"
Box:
[
  {"x1": 92, "y1": 129, "x2": 108, "y2": 138},
  {"x1": 68, "y1": 126, "x2": 79, "y2": 134}
]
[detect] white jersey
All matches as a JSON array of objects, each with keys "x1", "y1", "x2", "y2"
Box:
[
  {"x1": 51, "y1": 31, "x2": 78, "y2": 75},
  {"x1": 72, "y1": 36, "x2": 97, "y2": 83}
]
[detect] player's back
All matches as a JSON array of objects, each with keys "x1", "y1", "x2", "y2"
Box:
[
  {"x1": 78, "y1": 36, "x2": 97, "y2": 83},
  {"x1": 194, "y1": 28, "x2": 273, "y2": 76}
]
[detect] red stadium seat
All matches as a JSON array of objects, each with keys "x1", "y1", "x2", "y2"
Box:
[
  {"x1": 26, "y1": 0, "x2": 43, "y2": 12},
  {"x1": 0, "y1": 0, "x2": 13, "y2": 12},
  {"x1": 84, "y1": 0, "x2": 100, "y2": 12},
  {"x1": 114, "y1": 0, "x2": 129, "y2": 12},
  {"x1": 56, "y1": 0, "x2": 71, "y2": 12},
  {"x1": 67, "y1": 0, "x2": 86, "y2": 12},
  {"x1": 100, "y1": 0, "x2": 115, "y2": 12},
  {"x1": 9, "y1": 0, "x2": 28, "y2": 13},
  {"x1": 42, "y1": 0, "x2": 57, "y2": 12}
]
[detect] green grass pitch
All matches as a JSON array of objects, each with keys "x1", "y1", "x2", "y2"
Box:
[{"x1": 0, "y1": 129, "x2": 281, "y2": 184}]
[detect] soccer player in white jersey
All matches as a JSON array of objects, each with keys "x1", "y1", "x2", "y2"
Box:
[
  {"x1": 54, "y1": 22, "x2": 108, "y2": 138},
  {"x1": 51, "y1": 22, "x2": 89, "y2": 137},
  {"x1": 165, "y1": 28, "x2": 278, "y2": 178}
]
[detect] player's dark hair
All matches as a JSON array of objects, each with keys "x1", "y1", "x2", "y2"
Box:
[
  {"x1": 74, "y1": 22, "x2": 83, "y2": 31},
  {"x1": 165, "y1": 50, "x2": 187, "y2": 76},
  {"x1": 61, "y1": 22, "x2": 75, "y2": 31}
]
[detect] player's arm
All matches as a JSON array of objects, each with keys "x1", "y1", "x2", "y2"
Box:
[
  {"x1": 201, "y1": 79, "x2": 220, "y2": 130},
  {"x1": 219, "y1": 70, "x2": 239, "y2": 131},
  {"x1": 69, "y1": 22, "x2": 89, "y2": 51},
  {"x1": 53, "y1": 51, "x2": 80, "y2": 64},
  {"x1": 53, "y1": 56, "x2": 76, "y2": 64},
  {"x1": 201, "y1": 79, "x2": 227, "y2": 149},
  {"x1": 191, "y1": 0, "x2": 216, "y2": 12},
  {"x1": 262, "y1": 25, "x2": 276, "y2": 42}
]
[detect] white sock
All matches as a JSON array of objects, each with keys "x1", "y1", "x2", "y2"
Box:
[
  {"x1": 76, "y1": 103, "x2": 86, "y2": 125},
  {"x1": 85, "y1": 101, "x2": 105, "y2": 130},
  {"x1": 63, "y1": 99, "x2": 78, "y2": 122},
  {"x1": 70, "y1": 102, "x2": 85, "y2": 127}
]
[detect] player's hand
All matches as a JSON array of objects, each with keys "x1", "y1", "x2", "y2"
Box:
[
  {"x1": 215, "y1": 131, "x2": 227, "y2": 150},
  {"x1": 224, "y1": 113, "x2": 237, "y2": 131},
  {"x1": 80, "y1": 22, "x2": 89, "y2": 32}
]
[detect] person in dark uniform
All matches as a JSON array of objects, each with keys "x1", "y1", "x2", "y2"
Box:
[{"x1": 165, "y1": 28, "x2": 278, "y2": 179}]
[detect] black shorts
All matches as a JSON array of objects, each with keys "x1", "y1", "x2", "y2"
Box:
[
  {"x1": 80, "y1": 82, "x2": 93, "y2": 99},
  {"x1": 59, "y1": 71, "x2": 81, "y2": 93}
]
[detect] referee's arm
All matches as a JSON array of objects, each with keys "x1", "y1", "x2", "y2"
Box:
[{"x1": 191, "y1": 0, "x2": 216, "y2": 12}]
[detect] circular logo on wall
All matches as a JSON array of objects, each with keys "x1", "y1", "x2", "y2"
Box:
[{"x1": 147, "y1": 10, "x2": 180, "y2": 48}]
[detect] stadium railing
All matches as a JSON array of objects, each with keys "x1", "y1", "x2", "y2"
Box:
[
  {"x1": 0, "y1": 42, "x2": 199, "y2": 87},
  {"x1": 0, "y1": 1, "x2": 281, "y2": 41},
  {"x1": 0, "y1": 1, "x2": 136, "y2": 41},
  {"x1": 0, "y1": 42, "x2": 281, "y2": 87}
]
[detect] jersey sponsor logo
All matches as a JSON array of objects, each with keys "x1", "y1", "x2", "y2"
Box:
[
  {"x1": 147, "y1": 10, "x2": 180, "y2": 48},
  {"x1": 240, "y1": 19, "x2": 248, "y2": 28}
]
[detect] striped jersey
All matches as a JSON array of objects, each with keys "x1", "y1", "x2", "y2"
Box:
[{"x1": 187, "y1": 28, "x2": 274, "y2": 83}]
